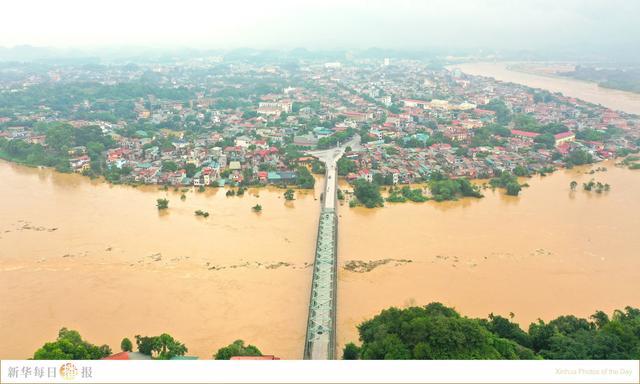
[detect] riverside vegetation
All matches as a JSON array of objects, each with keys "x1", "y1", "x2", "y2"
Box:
[
  {"x1": 32, "y1": 328, "x2": 264, "y2": 360},
  {"x1": 32, "y1": 301, "x2": 640, "y2": 361},
  {"x1": 342, "y1": 303, "x2": 640, "y2": 360}
]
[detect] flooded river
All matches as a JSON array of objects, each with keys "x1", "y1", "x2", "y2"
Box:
[
  {"x1": 1, "y1": 159, "x2": 639, "y2": 359},
  {"x1": 451, "y1": 62, "x2": 640, "y2": 115},
  {"x1": 337, "y1": 163, "x2": 640, "y2": 349},
  {"x1": 0, "y1": 161, "x2": 321, "y2": 359}
]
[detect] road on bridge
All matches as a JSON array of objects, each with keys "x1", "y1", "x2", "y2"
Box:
[
  {"x1": 302, "y1": 135, "x2": 359, "y2": 360},
  {"x1": 306, "y1": 134, "x2": 360, "y2": 208}
]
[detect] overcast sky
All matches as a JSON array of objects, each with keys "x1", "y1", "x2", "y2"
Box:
[{"x1": 2, "y1": 0, "x2": 639, "y2": 51}]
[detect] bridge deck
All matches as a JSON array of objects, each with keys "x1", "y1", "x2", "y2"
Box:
[{"x1": 304, "y1": 164, "x2": 338, "y2": 359}]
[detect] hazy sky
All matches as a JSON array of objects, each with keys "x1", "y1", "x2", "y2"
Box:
[{"x1": 3, "y1": 0, "x2": 639, "y2": 51}]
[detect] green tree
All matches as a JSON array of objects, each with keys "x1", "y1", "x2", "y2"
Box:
[
  {"x1": 355, "y1": 304, "x2": 529, "y2": 360},
  {"x1": 481, "y1": 99, "x2": 512, "y2": 125},
  {"x1": 400, "y1": 186, "x2": 428, "y2": 202},
  {"x1": 534, "y1": 133, "x2": 556, "y2": 149},
  {"x1": 156, "y1": 198, "x2": 169, "y2": 210},
  {"x1": 134, "y1": 334, "x2": 187, "y2": 359},
  {"x1": 214, "y1": 340, "x2": 262, "y2": 360},
  {"x1": 429, "y1": 178, "x2": 483, "y2": 201},
  {"x1": 121, "y1": 338, "x2": 133, "y2": 352},
  {"x1": 513, "y1": 165, "x2": 529, "y2": 177},
  {"x1": 566, "y1": 149, "x2": 593, "y2": 166},
  {"x1": 353, "y1": 179, "x2": 384, "y2": 208},
  {"x1": 161, "y1": 161, "x2": 178, "y2": 172},
  {"x1": 33, "y1": 328, "x2": 112, "y2": 360},
  {"x1": 284, "y1": 189, "x2": 295, "y2": 200},
  {"x1": 184, "y1": 163, "x2": 197, "y2": 178},
  {"x1": 242, "y1": 110, "x2": 258, "y2": 119},
  {"x1": 135, "y1": 335, "x2": 156, "y2": 356},
  {"x1": 337, "y1": 156, "x2": 358, "y2": 176},
  {"x1": 347, "y1": 304, "x2": 640, "y2": 360},
  {"x1": 296, "y1": 166, "x2": 315, "y2": 189},
  {"x1": 252, "y1": 204, "x2": 262, "y2": 212},
  {"x1": 45, "y1": 124, "x2": 75, "y2": 152},
  {"x1": 482, "y1": 314, "x2": 532, "y2": 348},
  {"x1": 155, "y1": 333, "x2": 188, "y2": 360},
  {"x1": 342, "y1": 342, "x2": 361, "y2": 360},
  {"x1": 513, "y1": 114, "x2": 540, "y2": 131},
  {"x1": 506, "y1": 182, "x2": 522, "y2": 196}
]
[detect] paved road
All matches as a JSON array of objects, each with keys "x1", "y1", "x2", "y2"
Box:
[
  {"x1": 302, "y1": 135, "x2": 359, "y2": 360},
  {"x1": 307, "y1": 134, "x2": 361, "y2": 209}
]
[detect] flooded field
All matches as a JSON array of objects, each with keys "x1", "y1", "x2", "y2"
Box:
[
  {"x1": 450, "y1": 62, "x2": 640, "y2": 115},
  {"x1": 0, "y1": 161, "x2": 321, "y2": 359},
  {"x1": 336, "y1": 162, "x2": 640, "y2": 349}
]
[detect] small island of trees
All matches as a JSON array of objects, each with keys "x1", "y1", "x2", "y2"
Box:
[
  {"x1": 156, "y1": 198, "x2": 169, "y2": 210},
  {"x1": 489, "y1": 172, "x2": 523, "y2": 196},
  {"x1": 284, "y1": 189, "x2": 295, "y2": 201},
  {"x1": 352, "y1": 179, "x2": 384, "y2": 208}
]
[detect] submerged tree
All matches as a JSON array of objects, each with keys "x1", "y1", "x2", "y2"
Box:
[
  {"x1": 156, "y1": 198, "x2": 169, "y2": 210},
  {"x1": 284, "y1": 189, "x2": 295, "y2": 201}
]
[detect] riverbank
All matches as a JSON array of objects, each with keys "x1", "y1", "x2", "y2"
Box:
[
  {"x1": 505, "y1": 63, "x2": 640, "y2": 95},
  {"x1": 450, "y1": 62, "x2": 640, "y2": 115}
]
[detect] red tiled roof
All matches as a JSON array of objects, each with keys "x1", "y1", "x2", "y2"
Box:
[
  {"x1": 230, "y1": 355, "x2": 280, "y2": 360},
  {"x1": 554, "y1": 131, "x2": 575, "y2": 140},
  {"x1": 102, "y1": 352, "x2": 129, "y2": 360},
  {"x1": 511, "y1": 130, "x2": 540, "y2": 138}
]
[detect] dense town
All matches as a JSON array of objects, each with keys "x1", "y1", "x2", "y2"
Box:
[{"x1": 1, "y1": 57, "x2": 639, "y2": 194}]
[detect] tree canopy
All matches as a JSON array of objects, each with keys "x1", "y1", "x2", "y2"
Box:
[
  {"x1": 428, "y1": 177, "x2": 483, "y2": 201},
  {"x1": 343, "y1": 303, "x2": 640, "y2": 360},
  {"x1": 134, "y1": 333, "x2": 188, "y2": 360},
  {"x1": 353, "y1": 179, "x2": 384, "y2": 208},
  {"x1": 214, "y1": 340, "x2": 263, "y2": 360},
  {"x1": 296, "y1": 166, "x2": 315, "y2": 189},
  {"x1": 33, "y1": 328, "x2": 112, "y2": 360},
  {"x1": 351, "y1": 303, "x2": 533, "y2": 360}
]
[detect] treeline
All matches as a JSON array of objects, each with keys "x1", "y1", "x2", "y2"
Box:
[
  {"x1": 343, "y1": 303, "x2": 640, "y2": 360},
  {"x1": 33, "y1": 327, "x2": 264, "y2": 360}
]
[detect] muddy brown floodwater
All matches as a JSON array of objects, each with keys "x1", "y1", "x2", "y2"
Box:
[
  {"x1": 336, "y1": 162, "x2": 640, "y2": 350},
  {"x1": 1, "y1": 159, "x2": 639, "y2": 359},
  {"x1": 0, "y1": 161, "x2": 322, "y2": 359}
]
